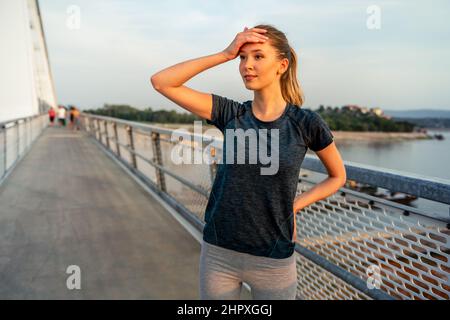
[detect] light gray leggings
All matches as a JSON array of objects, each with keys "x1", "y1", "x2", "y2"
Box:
[{"x1": 199, "y1": 240, "x2": 297, "y2": 300}]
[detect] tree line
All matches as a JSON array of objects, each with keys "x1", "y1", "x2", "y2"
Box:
[
  {"x1": 317, "y1": 106, "x2": 415, "y2": 132},
  {"x1": 84, "y1": 104, "x2": 203, "y2": 124},
  {"x1": 85, "y1": 104, "x2": 417, "y2": 132}
]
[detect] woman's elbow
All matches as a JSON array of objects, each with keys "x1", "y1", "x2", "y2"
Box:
[
  {"x1": 150, "y1": 75, "x2": 161, "y2": 91},
  {"x1": 330, "y1": 172, "x2": 346, "y2": 188},
  {"x1": 338, "y1": 170, "x2": 347, "y2": 187},
  {"x1": 339, "y1": 174, "x2": 347, "y2": 187}
]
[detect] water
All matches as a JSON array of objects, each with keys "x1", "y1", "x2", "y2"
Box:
[
  {"x1": 333, "y1": 130, "x2": 450, "y2": 182},
  {"x1": 326, "y1": 130, "x2": 450, "y2": 217}
]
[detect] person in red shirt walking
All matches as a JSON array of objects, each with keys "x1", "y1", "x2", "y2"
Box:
[{"x1": 48, "y1": 107, "x2": 56, "y2": 126}]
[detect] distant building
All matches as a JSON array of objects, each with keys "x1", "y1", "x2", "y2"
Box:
[
  {"x1": 342, "y1": 105, "x2": 361, "y2": 112},
  {"x1": 371, "y1": 107, "x2": 384, "y2": 117},
  {"x1": 340, "y1": 105, "x2": 388, "y2": 118},
  {"x1": 360, "y1": 107, "x2": 369, "y2": 114}
]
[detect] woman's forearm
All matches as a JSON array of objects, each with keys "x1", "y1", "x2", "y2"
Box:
[
  {"x1": 293, "y1": 177, "x2": 344, "y2": 213},
  {"x1": 151, "y1": 51, "x2": 231, "y2": 89}
]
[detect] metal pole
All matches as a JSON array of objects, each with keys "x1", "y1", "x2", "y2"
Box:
[
  {"x1": 96, "y1": 119, "x2": 102, "y2": 143},
  {"x1": 151, "y1": 131, "x2": 166, "y2": 192},
  {"x1": 209, "y1": 146, "x2": 217, "y2": 185},
  {"x1": 28, "y1": 117, "x2": 32, "y2": 148},
  {"x1": 88, "y1": 117, "x2": 94, "y2": 136},
  {"x1": 24, "y1": 118, "x2": 28, "y2": 151},
  {"x1": 30, "y1": 117, "x2": 33, "y2": 143},
  {"x1": 2, "y1": 127, "x2": 6, "y2": 176},
  {"x1": 113, "y1": 123, "x2": 121, "y2": 157},
  {"x1": 92, "y1": 118, "x2": 96, "y2": 139},
  {"x1": 104, "y1": 121, "x2": 110, "y2": 149},
  {"x1": 16, "y1": 121, "x2": 20, "y2": 160},
  {"x1": 127, "y1": 126, "x2": 137, "y2": 169}
]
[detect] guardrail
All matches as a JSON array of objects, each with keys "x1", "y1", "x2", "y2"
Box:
[
  {"x1": 80, "y1": 113, "x2": 450, "y2": 300},
  {"x1": 0, "y1": 114, "x2": 48, "y2": 185}
]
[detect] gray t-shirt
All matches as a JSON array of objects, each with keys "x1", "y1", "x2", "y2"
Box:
[{"x1": 204, "y1": 94, "x2": 334, "y2": 259}]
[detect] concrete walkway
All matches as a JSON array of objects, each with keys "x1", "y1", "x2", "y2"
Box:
[{"x1": 0, "y1": 127, "x2": 202, "y2": 299}]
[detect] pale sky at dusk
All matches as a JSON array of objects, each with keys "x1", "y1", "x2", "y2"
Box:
[{"x1": 39, "y1": 0, "x2": 450, "y2": 112}]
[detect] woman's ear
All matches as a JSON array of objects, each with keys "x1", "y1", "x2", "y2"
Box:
[{"x1": 278, "y1": 58, "x2": 289, "y2": 75}]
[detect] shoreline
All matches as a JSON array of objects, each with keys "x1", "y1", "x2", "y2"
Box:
[{"x1": 331, "y1": 130, "x2": 432, "y2": 141}]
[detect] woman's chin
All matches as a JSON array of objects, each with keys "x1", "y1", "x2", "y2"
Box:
[{"x1": 244, "y1": 83, "x2": 257, "y2": 90}]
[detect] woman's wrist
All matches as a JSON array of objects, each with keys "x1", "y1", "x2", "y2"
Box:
[
  {"x1": 219, "y1": 50, "x2": 234, "y2": 62},
  {"x1": 293, "y1": 196, "x2": 305, "y2": 214}
]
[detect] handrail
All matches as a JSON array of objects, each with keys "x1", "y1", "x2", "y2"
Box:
[
  {"x1": 0, "y1": 114, "x2": 44, "y2": 128},
  {"x1": 1, "y1": 113, "x2": 48, "y2": 186},
  {"x1": 302, "y1": 157, "x2": 450, "y2": 206}
]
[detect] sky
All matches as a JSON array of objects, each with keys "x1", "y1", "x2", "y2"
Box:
[{"x1": 39, "y1": 0, "x2": 450, "y2": 112}]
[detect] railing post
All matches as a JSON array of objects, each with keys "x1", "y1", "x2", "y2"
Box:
[
  {"x1": 151, "y1": 131, "x2": 166, "y2": 192},
  {"x1": 113, "y1": 123, "x2": 121, "y2": 157},
  {"x1": 30, "y1": 117, "x2": 33, "y2": 142},
  {"x1": 28, "y1": 117, "x2": 31, "y2": 147},
  {"x1": 209, "y1": 146, "x2": 217, "y2": 185},
  {"x1": 126, "y1": 125, "x2": 137, "y2": 169},
  {"x1": 90, "y1": 118, "x2": 95, "y2": 137},
  {"x1": 28, "y1": 117, "x2": 31, "y2": 148},
  {"x1": 96, "y1": 119, "x2": 102, "y2": 143},
  {"x1": 2, "y1": 126, "x2": 6, "y2": 175},
  {"x1": 24, "y1": 118, "x2": 28, "y2": 151},
  {"x1": 89, "y1": 117, "x2": 95, "y2": 136},
  {"x1": 16, "y1": 121, "x2": 20, "y2": 160},
  {"x1": 79, "y1": 115, "x2": 85, "y2": 132},
  {"x1": 93, "y1": 118, "x2": 98, "y2": 139},
  {"x1": 104, "y1": 121, "x2": 110, "y2": 149}
]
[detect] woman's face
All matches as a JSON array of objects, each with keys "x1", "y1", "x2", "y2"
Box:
[{"x1": 238, "y1": 41, "x2": 288, "y2": 91}]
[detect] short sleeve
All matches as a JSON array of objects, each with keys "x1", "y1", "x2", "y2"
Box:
[
  {"x1": 206, "y1": 94, "x2": 242, "y2": 132},
  {"x1": 305, "y1": 111, "x2": 334, "y2": 151}
]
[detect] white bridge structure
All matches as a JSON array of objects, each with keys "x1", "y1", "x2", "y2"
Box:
[{"x1": 0, "y1": 0, "x2": 56, "y2": 122}]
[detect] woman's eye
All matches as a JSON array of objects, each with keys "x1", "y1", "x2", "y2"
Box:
[{"x1": 239, "y1": 55, "x2": 262, "y2": 60}]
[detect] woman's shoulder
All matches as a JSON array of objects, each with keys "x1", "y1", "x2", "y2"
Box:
[
  {"x1": 286, "y1": 105, "x2": 321, "y2": 125},
  {"x1": 212, "y1": 93, "x2": 246, "y2": 109}
]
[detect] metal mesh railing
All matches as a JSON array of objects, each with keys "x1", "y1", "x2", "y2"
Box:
[
  {"x1": 80, "y1": 113, "x2": 450, "y2": 300},
  {"x1": 296, "y1": 179, "x2": 449, "y2": 300},
  {"x1": 0, "y1": 114, "x2": 48, "y2": 184}
]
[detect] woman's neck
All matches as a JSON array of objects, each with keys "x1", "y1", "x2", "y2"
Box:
[{"x1": 252, "y1": 89, "x2": 287, "y2": 121}]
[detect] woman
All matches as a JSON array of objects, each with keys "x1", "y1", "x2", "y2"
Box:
[{"x1": 151, "y1": 24, "x2": 346, "y2": 300}]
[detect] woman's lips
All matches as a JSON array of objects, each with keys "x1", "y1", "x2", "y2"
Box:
[{"x1": 245, "y1": 75, "x2": 257, "y2": 81}]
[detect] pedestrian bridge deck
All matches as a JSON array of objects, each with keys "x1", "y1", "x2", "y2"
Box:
[{"x1": 0, "y1": 127, "x2": 210, "y2": 299}]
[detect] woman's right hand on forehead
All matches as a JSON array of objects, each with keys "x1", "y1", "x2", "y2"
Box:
[{"x1": 221, "y1": 27, "x2": 268, "y2": 61}]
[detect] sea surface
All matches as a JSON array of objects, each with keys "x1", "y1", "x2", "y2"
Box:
[
  {"x1": 334, "y1": 130, "x2": 450, "y2": 182},
  {"x1": 317, "y1": 129, "x2": 450, "y2": 218}
]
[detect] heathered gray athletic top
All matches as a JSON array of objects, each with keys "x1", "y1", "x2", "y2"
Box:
[{"x1": 204, "y1": 93, "x2": 334, "y2": 259}]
